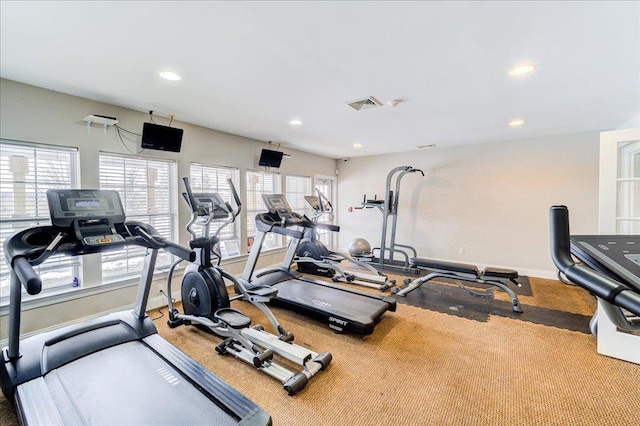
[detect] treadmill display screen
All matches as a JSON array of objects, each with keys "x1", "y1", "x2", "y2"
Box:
[
  {"x1": 304, "y1": 196, "x2": 321, "y2": 211},
  {"x1": 262, "y1": 194, "x2": 292, "y2": 214},
  {"x1": 47, "y1": 189, "x2": 126, "y2": 227},
  {"x1": 67, "y1": 198, "x2": 109, "y2": 210}
]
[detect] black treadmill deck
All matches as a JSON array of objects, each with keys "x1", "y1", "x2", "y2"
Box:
[{"x1": 255, "y1": 269, "x2": 396, "y2": 335}]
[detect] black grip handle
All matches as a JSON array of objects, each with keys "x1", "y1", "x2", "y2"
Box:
[
  {"x1": 133, "y1": 226, "x2": 196, "y2": 262},
  {"x1": 182, "y1": 177, "x2": 202, "y2": 215},
  {"x1": 549, "y1": 205, "x2": 574, "y2": 271},
  {"x1": 315, "y1": 222, "x2": 340, "y2": 232},
  {"x1": 228, "y1": 178, "x2": 241, "y2": 207},
  {"x1": 14, "y1": 257, "x2": 42, "y2": 295},
  {"x1": 549, "y1": 205, "x2": 638, "y2": 315},
  {"x1": 163, "y1": 240, "x2": 196, "y2": 262},
  {"x1": 271, "y1": 225, "x2": 304, "y2": 239}
]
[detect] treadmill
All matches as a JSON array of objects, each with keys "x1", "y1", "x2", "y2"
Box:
[
  {"x1": 1, "y1": 189, "x2": 271, "y2": 425},
  {"x1": 240, "y1": 194, "x2": 396, "y2": 335},
  {"x1": 550, "y1": 206, "x2": 640, "y2": 363}
]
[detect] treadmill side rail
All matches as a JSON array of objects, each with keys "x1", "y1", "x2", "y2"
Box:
[{"x1": 144, "y1": 334, "x2": 272, "y2": 426}]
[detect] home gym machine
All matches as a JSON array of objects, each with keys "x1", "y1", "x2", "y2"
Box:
[
  {"x1": 353, "y1": 166, "x2": 522, "y2": 312},
  {"x1": 1, "y1": 189, "x2": 271, "y2": 425},
  {"x1": 295, "y1": 188, "x2": 395, "y2": 291},
  {"x1": 550, "y1": 205, "x2": 640, "y2": 364},
  {"x1": 166, "y1": 177, "x2": 331, "y2": 395},
  {"x1": 353, "y1": 165, "x2": 424, "y2": 271},
  {"x1": 241, "y1": 194, "x2": 397, "y2": 335}
]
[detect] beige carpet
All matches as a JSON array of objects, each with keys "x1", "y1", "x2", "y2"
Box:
[{"x1": 2, "y1": 277, "x2": 639, "y2": 425}]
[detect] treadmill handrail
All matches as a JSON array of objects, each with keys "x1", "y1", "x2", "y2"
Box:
[
  {"x1": 12, "y1": 257, "x2": 42, "y2": 296},
  {"x1": 549, "y1": 205, "x2": 640, "y2": 316}
]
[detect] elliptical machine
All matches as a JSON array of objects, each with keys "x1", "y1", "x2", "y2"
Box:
[
  {"x1": 166, "y1": 177, "x2": 331, "y2": 395},
  {"x1": 295, "y1": 188, "x2": 395, "y2": 291}
]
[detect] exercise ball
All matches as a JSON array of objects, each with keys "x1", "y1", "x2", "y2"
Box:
[{"x1": 348, "y1": 238, "x2": 372, "y2": 256}]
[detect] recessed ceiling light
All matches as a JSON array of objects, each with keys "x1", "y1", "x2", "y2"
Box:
[
  {"x1": 159, "y1": 71, "x2": 182, "y2": 81},
  {"x1": 289, "y1": 119, "x2": 302, "y2": 126},
  {"x1": 353, "y1": 142, "x2": 363, "y2": 148},
  {"x1": 508, "y1": 64, "x2": 536, "y2": 76},
  {"x1": 508, "y1": 119, "x2": 525, "y2": 128}
]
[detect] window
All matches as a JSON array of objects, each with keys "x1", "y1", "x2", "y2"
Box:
[
  {"x1": 0, "y1": 140, "x2": 79, "y2": 298},
  {"x1": 313, "y1": 176, "x2": 337, "y2": 249},
  {"x1": 285, "y1": 175, "x2": 312, "y2": 217},
  {"x1": 246, "y1": 170, "x2": 281, "y2": 251},
  {"x1": 615, "y1": 141, "x2": 640, "y2": 233},
  {"x1": 99, "y1": 154, "x2": 178, "y2": 280},
  {"x1": 284, "y1": 175, "x2": 312, "y2": 244},
  {"x1": 190, "y1": 163, "x2": 241, "y2": 258},
  {"x1": 599, "y1": 128, "x2": 640, "y2": 234}
]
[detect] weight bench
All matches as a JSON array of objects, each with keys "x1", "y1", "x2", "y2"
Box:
[{"x1": 393, "y1": 258, "x2": 524, "y2": 313}]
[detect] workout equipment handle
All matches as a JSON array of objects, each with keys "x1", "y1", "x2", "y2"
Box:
[
  {"x1": 182, "y1": 177, "x2": 203, "y2": 215},
  {"x1": 133, "y1": 226, "x2": 196, "y2": 262},
  {"x1": 314, "y1": 222, "x2": 340, "y2": 232},
  {"x1": 271, "y1": 225, "x2": 304, "y2": 239},
  {"x1": 549, "y1": 206, "x2": 636, "y2": 312},
  {"x1": 13, "y1": 256, "x2": 42, "y2": 295},
  {"x1": 228, "y1": 178, "x2": 242, "y2": 211}
]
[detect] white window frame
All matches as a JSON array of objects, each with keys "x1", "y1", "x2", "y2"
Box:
[
  {"x1": 99, "y1": 153, "x2": 178, "y2": 281},
  {"x1": 246, "y1": 169, "x2": 282, "y2": 252},
  {"x1": 0, "y1": 139, "x2": 80, "y2": 300},
  {"x1": 599, "y1": 128, "x2": 640, "y2": 234}
]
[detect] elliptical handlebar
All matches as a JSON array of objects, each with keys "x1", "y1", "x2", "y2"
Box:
[
  {"x1": 182, "y1": 176, "x2": 205, "y2": 217},
  {"x1": 228, "y1": 178, "x2": 242, "y2": 219}
]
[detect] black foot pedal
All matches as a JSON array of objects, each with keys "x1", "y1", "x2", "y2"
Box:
[{"x1": 214, "y1": 308, "x2": 251, "y2": 329}]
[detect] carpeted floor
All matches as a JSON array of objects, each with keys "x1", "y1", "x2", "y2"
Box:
[{"x1": 1, "y1": 276, "x2": 639, "y2": 425}]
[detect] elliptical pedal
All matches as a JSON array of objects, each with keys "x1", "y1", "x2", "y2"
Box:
[{"x1": 214, "y1": 308, "x2": 251, "y2": 329}]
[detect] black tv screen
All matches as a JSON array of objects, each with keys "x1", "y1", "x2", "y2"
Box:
[
  {"x1": 258, "y1": 149, "x2": 284, "y2": 168},
  {"x1": 141, "y1": 122, "x2": 183, "y2": 153}
]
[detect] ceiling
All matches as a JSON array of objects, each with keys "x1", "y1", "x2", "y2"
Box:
[{"x1": 1, "y1": 1, "x2": 639, "y2": 159}]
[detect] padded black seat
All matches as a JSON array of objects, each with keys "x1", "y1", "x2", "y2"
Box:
[
  {"x1": 482, "y1": 267, "x2": 519, "y2": 279},
  {"x1": 410, "y1": 257, "x2": 479, "y2": 276}
]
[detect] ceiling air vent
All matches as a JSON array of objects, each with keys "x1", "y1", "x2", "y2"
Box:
[{"x1": 346, "y1": 96, "x2": 383, "y2": 111}]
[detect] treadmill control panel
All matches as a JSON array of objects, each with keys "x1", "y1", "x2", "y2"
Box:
[
  {"x1": 570, "y1": 236, "x2": 640, "y2": 291},
  {"x1": 47, "y1": 189, "x2": 125, "y2": 228},
  {"x1": 47, "y1": 189, "x2": 126, "y2": 243},
  {"x1": 260, "y1": 194, "x2": 308, "y2": 226},
  {"x1": 262, "y1": 194, "x2": 293, "y2": 217},
  {"x1": 304, "y1": 196, "x2": 321, "y2": 212},
  {"x1": 83, "y1": 234, "x2": 125, "y2": 246}
]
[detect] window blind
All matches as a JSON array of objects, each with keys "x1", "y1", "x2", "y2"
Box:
[
  {"x1": 246, "y1": 170, "x2": 281, "y2": 250},
  {"x1": 285, "y1": 175, "x2": 312, "y2": 216},
  {"x1": 0, "y1": 140, "x2": 79, "y2": 297},
  {"x1": 99, "y1": 153, "x2": 178, "y2": 279}
]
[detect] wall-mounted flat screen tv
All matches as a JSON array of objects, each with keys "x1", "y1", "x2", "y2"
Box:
[
  {"x1": 141, "y1": 122, "x2": 183, "y2": 153},
  {"x1": 258, "y1": 149, "x2": 284, "y2": 168}
]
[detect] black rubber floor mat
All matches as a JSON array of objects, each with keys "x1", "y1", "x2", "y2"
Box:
[{"x1": 395, "y1": 279, "x2": 591, "y2": 333}]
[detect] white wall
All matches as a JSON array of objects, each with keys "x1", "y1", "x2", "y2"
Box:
[
  {"x1": 337, "y1": 133, "x2": 600, "y2": 277},
  {"x1": 0, "y1": 78, "x2": 337, "y2": 339}
]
